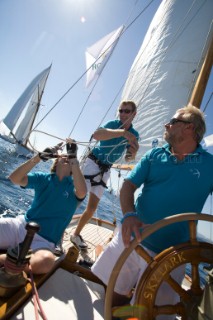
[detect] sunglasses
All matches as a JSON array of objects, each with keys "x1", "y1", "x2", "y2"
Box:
[
  {"x1": 167, "y1": 118, "x2": 191, "y2": 125},
  {"x1": 119, "y1": 109, "x2": 132, "y2": 114}
]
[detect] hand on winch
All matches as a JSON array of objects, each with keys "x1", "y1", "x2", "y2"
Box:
[{"x1": 39, "y1": 142, "x2": 63, "y2": 161}]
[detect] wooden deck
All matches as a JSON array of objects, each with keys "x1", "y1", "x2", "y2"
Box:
[{"x1": 62, "y1": 216, "x2": 115, "y2": 265}]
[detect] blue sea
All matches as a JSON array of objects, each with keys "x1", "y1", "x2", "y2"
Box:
[
  {"x1": 0, "y1": 139, "x2": 122, "y2": 222},
  {"x1": 0, "y1": 139, "x2": 210, "y2": 286}
]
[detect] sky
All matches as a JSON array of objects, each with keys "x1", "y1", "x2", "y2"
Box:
[
  {"x1": 0, "y1": 0, "x2": 212, "y2": 236},
  {"x1": 0, "y1": 0, "x2": 162, "y2": 151},
  {"x1": 0, "y1": 0, "x2": 163, "y2": 189}
]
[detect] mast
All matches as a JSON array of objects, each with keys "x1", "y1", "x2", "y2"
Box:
[{"x1": 189, "y1": 35, "x2": 213, "y2": 108}]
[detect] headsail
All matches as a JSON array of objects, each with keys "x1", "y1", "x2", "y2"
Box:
[
  {"x1": 85, "y1": 25, "x2": 124, "y2": 88},
  {"x1": 0, "y1": 65, "x2": 51, "y2": 155},
  {"x1": 121, "y1": 0, "x2": 213, "y2": 159}
]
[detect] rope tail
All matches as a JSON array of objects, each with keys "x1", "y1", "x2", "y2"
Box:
[{"x1": 28, "y1": 264, "x2": 48, "y2": 320}]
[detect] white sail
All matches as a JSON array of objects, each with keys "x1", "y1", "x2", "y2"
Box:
[
  {"x1": 85, "y1": 25, "x2": 124, "y2": 88},
  {"x1": 203, "y1": 134, "x2": 213, "y2": 147},
  {"x1": 0, "y1": 65, "x2": 51, "y2": 156},
  {"x1": 121, "y1": 0, "x2": 213, "y2": 159}
]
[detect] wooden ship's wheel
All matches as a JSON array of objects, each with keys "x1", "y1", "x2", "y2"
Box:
[{"x1": 104, "y1": 213, "x2": 213, "y2": 320}]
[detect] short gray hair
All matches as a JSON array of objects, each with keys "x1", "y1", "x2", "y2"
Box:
[{"x1": 177, "y1": 104, "x2": 206, "y2": 143}]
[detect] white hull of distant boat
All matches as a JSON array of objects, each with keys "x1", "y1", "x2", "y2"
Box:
[{"x1": 0, "y1": 65, "x2": 51, "y2": 157}]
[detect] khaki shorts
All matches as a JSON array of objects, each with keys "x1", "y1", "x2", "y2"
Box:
[
  {"x1": 81, "y1": 157, "x2": 110, "y2": 199},
  {"x1": 0, "y1": 215, "x2": 55, "y2": 252}
]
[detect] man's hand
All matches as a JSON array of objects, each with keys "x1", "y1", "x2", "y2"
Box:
[
  {"x1": 122, "y1": 216, "x2": 144, "y2": 248},
  {"x1": 39, "y1": 142, "x2": 63, "y2": 161},
  {"x1": 123, "y1": 131, "x2": 137, "y2": 144},
  {"x1": 125, "y1": 139, "x2": 139, "y2": 162},
  {"x1": 66, "y1": 138, "x2": 78, "y2": 159}
]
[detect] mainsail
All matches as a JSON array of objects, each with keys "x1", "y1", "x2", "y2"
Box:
[
  {"x1": 0, "y1": 65, "x2": 51, "y2": 156},
  {"x1": 204, "y1": 134, "x2": 213, "y2": 147},
  {"x1": 121, "y1": 0, "x2": 213, "y2": 159},
  {"x1": 85, "y1": 25, "x2": 124, "y2": 88}
]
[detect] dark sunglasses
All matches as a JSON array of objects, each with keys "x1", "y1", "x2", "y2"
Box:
[
  {"x1": 167, "y1": 118, "x2": 191, "y2": 125},
  {"x1": 119, "y1": 109, "x2": 132, "y2": 114}
]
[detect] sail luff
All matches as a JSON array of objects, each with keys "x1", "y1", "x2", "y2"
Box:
[{"x1": 189, "y1": 34, "x2": 213, "y2": 108}]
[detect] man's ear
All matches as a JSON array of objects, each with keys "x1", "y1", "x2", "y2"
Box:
[{"x1": 186, "y1": 123, "x2": 194, "y2": 130}]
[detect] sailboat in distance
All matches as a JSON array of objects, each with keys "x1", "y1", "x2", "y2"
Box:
[{"x1": 0, "y1": 65, "x2": 51, "y2": 157}]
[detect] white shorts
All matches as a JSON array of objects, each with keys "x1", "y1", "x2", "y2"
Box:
[
  {"x1": 0, "y1": 215, "x2": 55, "y2": 252},
  {"x1": 81, "y1": 157, "x2": 110, "y2": 200},
  {"x1": 91, "y1": 225, "x2": 185, "y2": 320}
]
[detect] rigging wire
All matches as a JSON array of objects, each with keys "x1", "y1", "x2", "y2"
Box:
[
  {"x1": 68, "y1": 76, "x2": 100, "y2": 137},
  {"x1": 30, "y1": 0, "x2": 156, "y2": 136},
  {"x1": 70, "y1": 0, "x2": 156, "y2": 137},
  {"x1": 69, "y1": 0, "x2": 157, "y2": 164},
  {"x1": 203, "y1": 91, "x2": 213, "y2": 112},
  {"x1": 22, "y1": 0, "x2": 156, "y2": 161},
  {"x1": 31, "y1": 69, "x2": 89, "y2": 133},
  {"x1": 27, "y1": 129, "x2": 98, "y2": 153}
]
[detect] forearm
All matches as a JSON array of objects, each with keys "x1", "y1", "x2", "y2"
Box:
[
  {"x1": 120, "y1": 179, "x2": 143, "y2": 247},
  {"x1": 9, "y1": 154, "x2": 41, "y2": 186},
  {"x1": 70, "y1": 159, "x2": 87, "y2": 199},
  {"x1": 93, "y1": 128, "x2": 125, "y2": 141},
  {"x1": 120, "y1": 180, "x2": 137, "y2": 215}
]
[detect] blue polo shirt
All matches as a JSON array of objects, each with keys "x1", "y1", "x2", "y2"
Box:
[
  {"x1": 126, "y1": 144, "x2": 213, "y2": 253},
  {"x1": 92, "y1": 120, "x2": 139, "y2": 165},
  {"x1": 24, "y1": 172, "x2": 80, "y2": 245}
]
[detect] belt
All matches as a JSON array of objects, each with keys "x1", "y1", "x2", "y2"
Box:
[{"x1": 88, "y1": 153, "x2": 112, "y2": 170}]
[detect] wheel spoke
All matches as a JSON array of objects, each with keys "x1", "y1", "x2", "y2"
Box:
[
  {"x1": 165, "y1": 275, "x2": 191, "y2": 301},
  {"x1": 190, "y1": 262, "x2": 203, "y2": 294},
  {"x1": 135, "y1": 245, "x2": 153, "y2": 263},
  {"x1": 188, "y1": 220, "x2": 198, "y2": 243},
  {"x1": 153, "y1": 302, "x2": 186, "y2": 318}
]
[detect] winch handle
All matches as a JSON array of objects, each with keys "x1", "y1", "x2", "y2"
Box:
[{"x1": 17, "y1": 222, "x2": 40, "y2": 265}]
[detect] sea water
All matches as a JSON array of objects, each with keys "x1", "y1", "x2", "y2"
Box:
[
  {"x1": 0, "y1": 139, "x2": 209, "y2": 286},
  {"x1": 0, "y1": 139, "x2": 122, "y2": 221}
]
